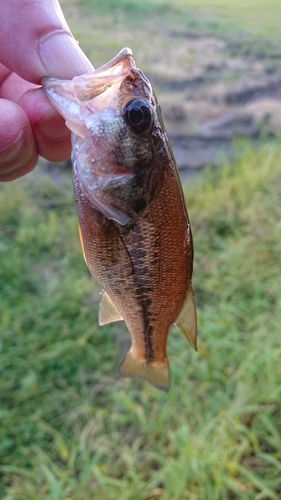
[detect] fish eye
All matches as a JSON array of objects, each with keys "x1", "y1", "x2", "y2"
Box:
[{"x1": 123, "y1": 99, "x2": 152, "y2": 134}]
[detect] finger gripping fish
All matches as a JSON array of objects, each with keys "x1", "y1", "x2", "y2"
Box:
[{"x1": 42, "y1": 48, "x2": 197, "y2": 392}]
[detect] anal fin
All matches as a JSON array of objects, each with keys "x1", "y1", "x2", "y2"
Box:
[
  {"x1": 99, "y1": 291, "x2": 123, "y2": 325},
  {"x1": 120, "y1": 350, "x2": 170, "y2": 392},
  {"x1": 174, "y1": 286, "x2": 197, "y2": 350}
]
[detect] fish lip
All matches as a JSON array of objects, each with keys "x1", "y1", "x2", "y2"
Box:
[{"x1": 93, "y1": 47, "x2": 134, "y2": 76}]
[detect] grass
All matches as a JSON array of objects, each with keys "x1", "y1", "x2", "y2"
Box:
[
  {"x1": 77, "y1": 0, "x2": 281, "y2": 40},
  {"x1": 59, "y1": 0, "x2": 281, "y2": 80},
  {"x1": 177, "y1": 0, "x2": 281, "y2": 41},
  {"x1": 1, "y1": 139, "x2": 281, "y2": 498}
]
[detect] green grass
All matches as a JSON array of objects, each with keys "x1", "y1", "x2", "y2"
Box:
[
  {"x1": 177, "y1": 0, "x2": 281, "y2": 40},
  {"x1": 78, "y1": 0, "x2": 281, "y2": 40},
  {"x1": 1, "y1": 139, "x2": 281, "y2": 498},
  {"x1": 60, "y1": 0, "x2": 281, "y2": 77}
]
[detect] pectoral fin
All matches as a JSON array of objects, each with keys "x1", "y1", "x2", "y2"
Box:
[
  {"x1": 99, "y1": 291, "x2": 123, "y2": 325},
  {"x1": 120, "y1": 350, "x2": 170, "y2": 392},
  {"x1": 174, "y1": 287, "x2": 197, "y2": 350},
  {"x1": 78, "y1": 225, "x2": 87, "y2": 265}
]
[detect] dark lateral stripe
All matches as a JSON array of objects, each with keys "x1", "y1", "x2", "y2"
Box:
[
  {"x1": 145, "y1": 324, "x2": 154, "y2": 360},
  {"x1": 129, "y1": 231, "x2": 156, "y2": 362},
  {"x1": 141, "y1": 299, "x2": 154, "y2": 361}
]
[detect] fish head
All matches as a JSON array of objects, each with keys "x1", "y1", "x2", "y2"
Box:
[{"x1": 42, "y1": 48, "x2": 168, "y2": 225}]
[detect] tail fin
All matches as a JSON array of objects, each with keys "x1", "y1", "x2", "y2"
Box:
[{"x1": 120, "y1": 351, "x2": 170, "y2": 392}]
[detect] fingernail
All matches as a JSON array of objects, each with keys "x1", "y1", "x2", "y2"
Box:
[
  {"x1": 0, "y1": 129, "x2": 36, "y2": 178},
  {"x1": 0, "y1": 130, "x2": 24, "y2": 164},
  {"x1": 38, "y1": 30, "x2": 94, "y2": 79}
]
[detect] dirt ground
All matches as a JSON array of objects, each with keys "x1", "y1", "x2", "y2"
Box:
[{"x1": 151, "y1": 34, "x2": 281, "y2": 177}]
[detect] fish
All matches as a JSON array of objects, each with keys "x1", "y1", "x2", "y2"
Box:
[{"x1": 42, "y1": 47, "x2": 197, "y2": 392}]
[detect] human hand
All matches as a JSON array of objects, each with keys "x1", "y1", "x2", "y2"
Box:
[{"x1": 0, "y1": 0, "x2": 94, "y2": 181}]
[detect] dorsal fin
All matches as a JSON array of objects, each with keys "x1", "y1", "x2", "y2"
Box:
[
  {"x1": 99, "y1": 291, "x2": 123, "y2": 325},
  {"x1": 174, "y1": 287, "x2": 197, "y2": 350}
]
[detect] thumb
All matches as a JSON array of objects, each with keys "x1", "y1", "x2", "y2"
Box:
[{"x1": 0, "y1": 0, "x2": 93, "y2": 84}]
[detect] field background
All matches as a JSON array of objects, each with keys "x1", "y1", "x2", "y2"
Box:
[{"x1": 1, "y1": 1, "x2": 281, "y2": 499}]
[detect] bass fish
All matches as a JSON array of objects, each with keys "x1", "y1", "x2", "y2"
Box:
[{"x1": 42, "y1": 48, "x2": 197, "y2": 391}]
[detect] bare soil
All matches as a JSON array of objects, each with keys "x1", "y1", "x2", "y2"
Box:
[{"x1": 150, "y1": 35, "x2": 281, "y2": 177}]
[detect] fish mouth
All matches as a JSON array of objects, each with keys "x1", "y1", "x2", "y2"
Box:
[
  {"x1": 42, "y1": 48, "x2": 136, "y2": 105},
  {"x1": 41, "y1": 48, "x2": 139, "y2": 140},
  {"x1": 73, "y1": 48, "x2": 136, "y2": 102},
  {"x1": 42, "y1": 47, "x2": 152, "y2": 127}
]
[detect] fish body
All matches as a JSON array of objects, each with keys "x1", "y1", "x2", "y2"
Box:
[{"x1": 43, "y1": 48, "x2": 196, "y2": 391}]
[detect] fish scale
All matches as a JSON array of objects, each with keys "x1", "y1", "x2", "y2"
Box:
[{"x1": 43, "y1": 47, "x2": 197, "y2": 391}]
